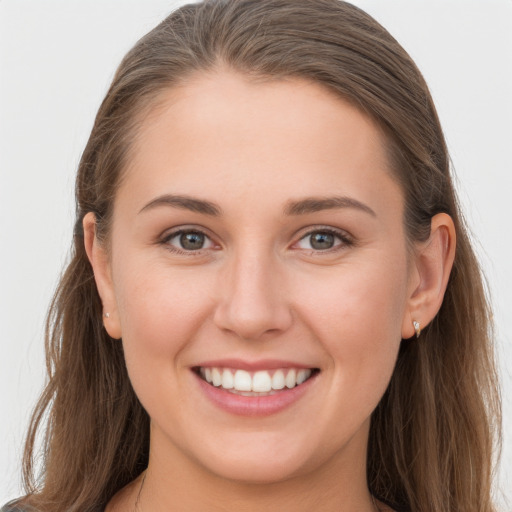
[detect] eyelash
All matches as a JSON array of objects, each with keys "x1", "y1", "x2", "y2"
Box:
[
  {"x1": 160, "y1": 228, "x2": 216, "y2": 256},
  {"x1": 295, "y1": 227, "x2": 355, "y2": 254},
  {"x1": 159, "y1": 226, "x2": 354, "y2": 256}
]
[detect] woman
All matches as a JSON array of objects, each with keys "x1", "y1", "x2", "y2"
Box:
[{"x1": 2, "y1": 0, "x2": 501, "y2": 511}]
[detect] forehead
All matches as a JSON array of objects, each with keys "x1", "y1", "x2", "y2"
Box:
[{"x1": 117, "y1": 70, "x2": 402, "y2": 219}]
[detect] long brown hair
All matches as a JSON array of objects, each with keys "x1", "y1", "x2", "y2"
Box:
[{"x1": 16, "y1": 1, "x2": 501, "y2": 511}]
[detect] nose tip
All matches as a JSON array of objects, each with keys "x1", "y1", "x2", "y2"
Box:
[
  {"x1": 213, "y1": 259, "x2": 293, "y2": 341},
  {"x1": 214, "y1": 291, "x2": 291, "y2": 340}
]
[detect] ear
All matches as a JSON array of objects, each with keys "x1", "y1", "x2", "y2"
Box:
[
  {"x1": 83, "y1": 212, "x2": 122, "y2": 339},
  {"x1": 402, "y1": 213, "x2": 456, "y2": 339}
]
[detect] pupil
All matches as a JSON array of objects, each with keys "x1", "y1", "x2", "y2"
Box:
[
  {"x1": 310, "y1": 232, "x2": 334, "y2": 250},
  {"x1": 180, "y1": 232, "x2": 204, "y2": 250}
]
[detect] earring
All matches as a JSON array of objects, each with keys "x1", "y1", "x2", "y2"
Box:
[
  {"x1": 413, "y1": 320, "x2": 421, "y2": 338},
  {"x1": 104, "y1": 312, "x2": 110, "y2": 319}
]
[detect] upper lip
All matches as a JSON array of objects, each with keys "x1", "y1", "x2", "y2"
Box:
[{"x1": 193, "y1": 358, "x2": 317, "y2": 371}]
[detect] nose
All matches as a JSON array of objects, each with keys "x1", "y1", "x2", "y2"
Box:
[{"x1": 213, "y1": 250, "x2": 293, "y2": 341}]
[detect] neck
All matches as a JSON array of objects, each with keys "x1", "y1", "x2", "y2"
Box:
[{"x1": 120, "y1": 421, "x2": 378, "y2": 512}]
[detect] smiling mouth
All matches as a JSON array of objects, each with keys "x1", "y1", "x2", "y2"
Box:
[{"x1": 194, "y1": 367, "x2": 320, "y2": 396}]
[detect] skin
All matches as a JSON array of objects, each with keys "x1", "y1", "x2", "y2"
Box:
[{"x1": 84, "y1": 70, "x2": 455, "y2": 512}]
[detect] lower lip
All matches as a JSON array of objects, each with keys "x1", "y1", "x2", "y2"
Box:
[{"x1": 194, "y1": 371, "x2": 318, "y2": 417}]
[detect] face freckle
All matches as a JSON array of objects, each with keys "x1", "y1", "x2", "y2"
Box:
[{"x1": 107, "y1": 69, "x2": 414, "y2": 484}]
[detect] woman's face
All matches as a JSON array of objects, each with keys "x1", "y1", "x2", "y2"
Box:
[{"x1": 101, "y1": 71, "x2": 417, "y2": 483}]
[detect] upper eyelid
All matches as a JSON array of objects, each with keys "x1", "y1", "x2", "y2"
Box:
[
  {"x1": 161, "y1": 225, "x2": 215, "y2": 240},
  {"x1": 294, "y1": 225, "x2": 352, "y2": 241}
]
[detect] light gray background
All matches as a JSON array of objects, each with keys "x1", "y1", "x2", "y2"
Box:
[{"x1": 1, "y1": 0, "x2": 510, "y2": 507}]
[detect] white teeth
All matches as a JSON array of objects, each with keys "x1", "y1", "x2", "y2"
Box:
[
  {"x1": 234, "y1": 370, "x2": 252, "y2": 391},
  {"x1": 222, "y1": 369, "x2": 234, "y2": 389},
  {"x1": 252, "y1": 371, "x2": 272, "y2": 392},
  {"x1": 212, "y1": 368, "x2": 222, "y2": 387},
  {"x1": 200, "y1": 367, "x2": 314, "y2": 392},
  {"x1": 285, "y1": 369, "x2": 297, "y2": 388},
  {"x1": 271, "y1": 370, "x2": 285, "y2": 390},
  {"x1": 297, "y1": 369, "x2": 309, "y2": 385}
]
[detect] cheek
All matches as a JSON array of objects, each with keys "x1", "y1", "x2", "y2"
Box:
[
  {"x1": 293, "y1": 255, "x2": 408, "y2": 399},
  {"x1": 113, "y1": 256, "x2": 214, "y2": 367},
  {"x1": 112, "y1": 258, "x2": 220, "y2": 426}
]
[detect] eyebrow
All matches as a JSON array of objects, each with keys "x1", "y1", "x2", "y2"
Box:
[
  {"x1": 138, "y1": 193, "x2": 376, "y2": 218},
  {"x1": 284, "y1": 196, "x2": 376, "y2": 217},
  {"x1": 138, "y1": 194, "x2": 222, "y2": 216}
]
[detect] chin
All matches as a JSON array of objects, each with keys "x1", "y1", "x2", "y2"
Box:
[
  {"x1": 199, "y1": 452, "x2": 310, "y2": 485},
  {"x1": 185, "y1": 429, "x2": 329, "y2": 485}
]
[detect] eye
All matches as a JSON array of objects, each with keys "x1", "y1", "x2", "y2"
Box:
[
  {"x1": 295, "y1": 228, "x2": 351, "y2": 251},
  {"x1": 163, "y1": 229, "x2": 215, "y2": 253}
]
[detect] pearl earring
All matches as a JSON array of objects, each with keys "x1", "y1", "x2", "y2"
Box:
[
  {"x1": 103, "y1": 312, "x2": 110, "y2": 318},
  {"x1": 413, "y1": 320, "x2": 421, "y2": 338}
]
